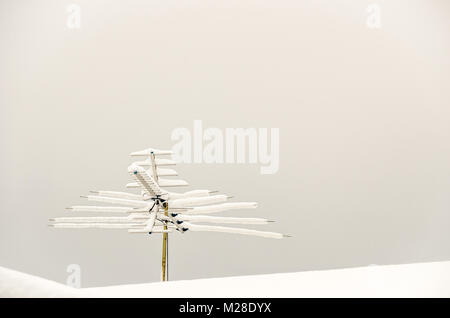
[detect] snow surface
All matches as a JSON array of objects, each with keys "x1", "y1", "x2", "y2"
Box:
[{"x1": 1, "y1": 261, "x2": 450, "y2": 297}]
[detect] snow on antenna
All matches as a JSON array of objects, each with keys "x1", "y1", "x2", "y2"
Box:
[{"x1": 49, "y1": 147, "x2": 288, "y2": 281}]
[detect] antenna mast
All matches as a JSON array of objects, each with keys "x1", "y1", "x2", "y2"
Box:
[{"x1": 150, "y1": 151, "x2": 169, "y2": 281}]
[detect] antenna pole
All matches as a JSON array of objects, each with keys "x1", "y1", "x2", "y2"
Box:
[
  {"x1": 150, "y1": 152, "x2": 158, "y2": 184},
  {"x1": 162, "y1": 205, "x2": 169, "y2": 281},
  {"x1": 150, "y1": 152, "x2": 169, "y2": 282}
]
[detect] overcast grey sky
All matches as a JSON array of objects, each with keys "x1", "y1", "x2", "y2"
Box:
[{"x1": 1, "y1": 0, "x2": 450, "y2": 287}]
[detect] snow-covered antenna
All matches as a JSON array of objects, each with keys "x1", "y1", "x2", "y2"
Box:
[{"x1": 49, "y1": 147, "x2": 288, "y2": 281}]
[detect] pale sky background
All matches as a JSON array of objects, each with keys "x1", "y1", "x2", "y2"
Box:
[{"x1": 1, "y1": 0, "x2": 450, "y2": 287}]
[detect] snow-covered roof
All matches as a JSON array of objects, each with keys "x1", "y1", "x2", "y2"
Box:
[{"x1": 2, "y1": 261, "x2": 450, "y2": 297}]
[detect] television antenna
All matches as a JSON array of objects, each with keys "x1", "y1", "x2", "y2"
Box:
[{"x1": 49, "y1": 148, "x2": 288, "y2": 281}]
